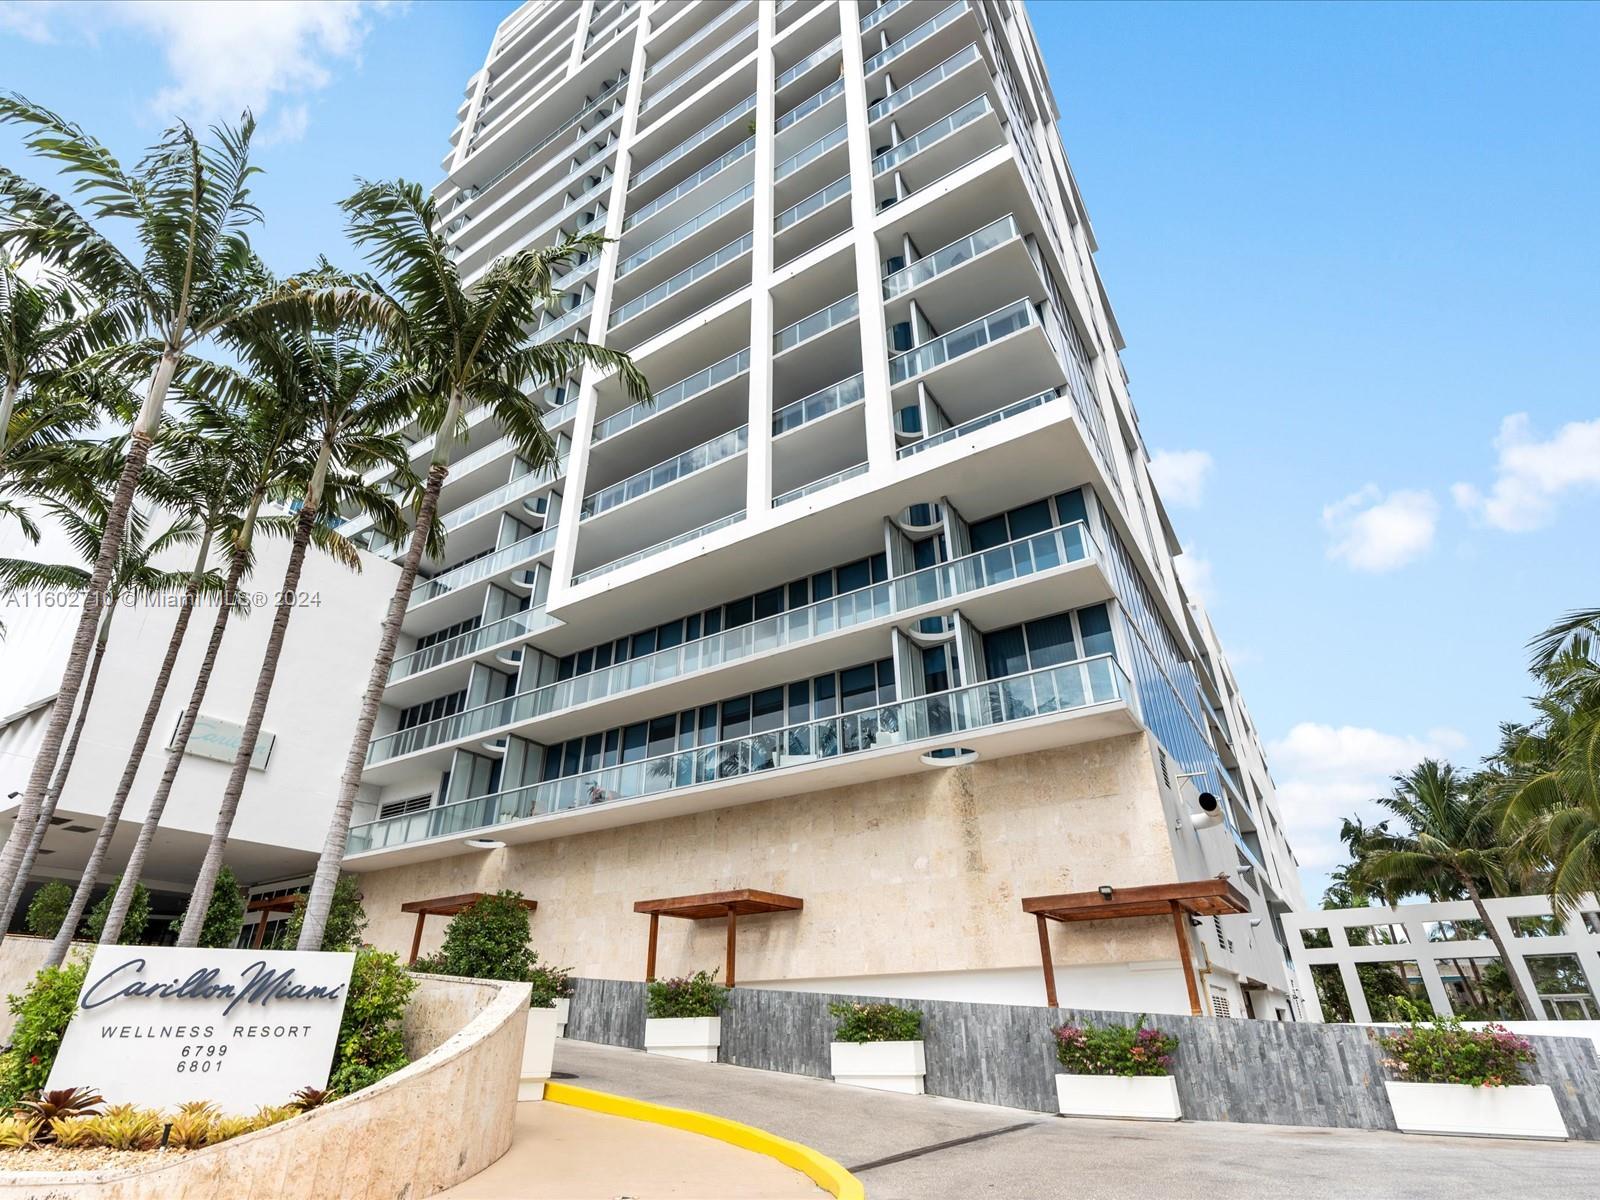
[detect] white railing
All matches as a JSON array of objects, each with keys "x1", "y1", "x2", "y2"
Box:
[
  {"x1": 898, "y1": 390, "x2": 1055, "y2": 458},
  {"x1": 868, "y1": 43, "x2": 981, "y2": 124},
  {"x1": 882, "y1": 214, "x2": 1017, "y2": 300},
  {"x1": 775, "y1": 174, "x2": 849, "y2": 232},
  {"x1": 888, "y1": 299, "x2": 1034, "y2": 386},
  {"x1": 595, "y1": 347, "x2": 750, "y2": 442},
  {"x1": 616, "y1": 184, "x2": 754, "y2": 278},
  {"x1": 609, "y1": 232, "x2": 753, "y2": 328},
  {"x1": 773, "y1": 461, "x2": 869, "y2": 506},
  {"x1": 772, "y1": 373, "x2": 865, "y2": 436},
  {"x1": 774, "y1": 293, "x2": 858, "y2": 352},
  {"x1": 873, "y1": 95, "x2": 991, "y2": 176},
  {"x1": 581, "y1": 425, "x2": 749, "y2": 519},
  {"x1": 624, "y1": 137, "x2": 754, "y2": 232},
  {"x1": 571, "y1": 510, "x2": 745, "y2": 585}
]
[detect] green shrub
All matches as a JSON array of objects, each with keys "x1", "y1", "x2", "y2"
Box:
[
  {"x1": 284, "y1": 875, "x2": 368, "y2": 951},
  {"x1": 828, "y1": 1001, "x2": 923, "y2": 1043},
  {"x1": 24, "y1": 881, "x2": 73, "y2": 939},
  {"x1": 425, "y1": 890, "x2": 536, "y2": 981},
  {"x1": 528, "y1": 961, "x2": 573, "y2": 1009},
  {"x1": 1378, "y1": 1017, "x2": 1535, "y2": 1086},
  {"x1": 176, "y1": 865, "x2": 247, "y2": 949},
  {"x1": 0, "y1": 962, "x2": 89, "y2": 1106},
  {"x1": 85, "y1": 877, "x2": 149, "y2": 945},
  {"x1": 645, "y1": 970, "x2": 728, "y2": 1019},
  {"x1": 328, "y1": 947, "x2": 416, "y2": 1097},
  {"x1": 1052, "y1": 1017, "x2": 1178, "y2": 1077}
]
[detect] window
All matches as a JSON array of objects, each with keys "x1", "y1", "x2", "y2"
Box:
[
  {"x1": 1424, "y1": 919, "x2": 1487, "y2": 942},
  {"x1": 1299, "y1": 927, "x2": 1332, "y2": 950},
  {"x1": 1511, "y1": 914, "x2": 1563, "y2": 938}
]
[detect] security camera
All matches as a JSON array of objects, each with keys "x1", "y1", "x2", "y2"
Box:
[{"x1": 1189, "y1": 791, "x2": 1224, "y2": 830}]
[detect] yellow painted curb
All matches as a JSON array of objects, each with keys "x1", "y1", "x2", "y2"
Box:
[{"x1": 545, "y1": 1080, "x2": 866, "y2": 1200}]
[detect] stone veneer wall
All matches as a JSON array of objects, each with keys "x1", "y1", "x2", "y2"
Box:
[
  {"x1": 0, "y1": 974, "x2": 530, "y2": 1199},
  {"x1": 566, "y1": 979, "x2": 1600, "y2": 1140},
  {"x1": 357, "y1": 737, "x2": 1178, "y2": 983},
  {"x1": 0, "y1": 935, "x2": 90, "y2": 1041}
]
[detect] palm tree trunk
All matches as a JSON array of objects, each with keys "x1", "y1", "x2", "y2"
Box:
[
  {"x1": 1462, "y1": 874, "x2": 1539, "y2": 1019},
  {"x1": 177, "y1": 443, "x2": 330, "y2": 947},
  {"x1": 96, "y1": 528, "x2": 253, "y2": 949},
  {"x1": 0, "y1": 605, "x2": 115, "y2": 933},
  {"x1": 297, "y1": 456, "x2": 449, "y2": 951},
  {"x1": 40, "y1": 527, "x2": 211, "y2": 961},
  {"x1": 0, "y1": 354, "x2": 172, "y2": 923}
]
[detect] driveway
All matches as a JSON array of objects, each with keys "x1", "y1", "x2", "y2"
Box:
[{"x1": 555, "y1": 1039, "x2": 1600, "y2": 1199}]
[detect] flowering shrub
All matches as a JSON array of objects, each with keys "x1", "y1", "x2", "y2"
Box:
[
  {"x1": 645, "y1": 970, "x2": 728, "y2": 1018},
  {"x1": 829, "y1": 1002, "x2": 923, "y2": 1043},
  {"x1": 1052, "y1": 1017, "x2": 1178, "y2": 1077},
  {"x1": 1378, "y1": 1017, "x2": 1534, "y2": 1087}
]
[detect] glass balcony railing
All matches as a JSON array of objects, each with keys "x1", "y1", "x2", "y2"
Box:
[
  {"x1": 535, "y1": 297, "x2": 594, "y2": 341},
  {"x1": 863, "y1": 2, "x2": 967, "y2": 76},
  {"x1": 775, "y1": 123, "x2": 847, "y2": 182},
  {"x1": 389, "y1": 606, "x2": 555, "y2": 684},
  {"x1": 861, "y1": 0, "x2": 914, "y2": 34},
  {"x1": 631, "y1": 94, "x2": 756, "y2": 191},
  {"x1": 616, "y1": 184, "x2": 754, "y2": 278},
  {"x1": 350, "y1": 652, "x2": 1127, "y2": 850},
  {"x1": 772, "y1": 461, "x2": 869, "y2": 506},
  {"x1": 889, "y1": 299, "x2": 1034, "y2": 385},
  {"x1": 775, "y1": 77, "x2": 845, "y2": 135},
  {"x1": 370, "y1": 522, "x2": 1098, "y2": 766},
  {"x1": 868, "y1": 43, "x2": 981, "y2": 124},
  {"x1": 609, "y1": 232, "x2": 753, "y2": 328},
  {"x1": 408, "y1": 527, "x2": 559, "y2": 610},
  {"x1": 466, "y1": 74, "x2": 628, "y2": 180},
  {"x1": 439, "y1": 458, "x2": 566, "y2": 533},
  {"x1": 595, "y1": 347, "x2": 750, "y2": 443},
  {"x1": 644, "y1": 0, "x2": 752, "y2": 80},
  {"x1": 572, "y1": 509, "x2": 745, "y2": 585},
  {"x1": 774, "y1": 294, "x2": 858, "y2": 353},
  {"x1": 581, "y1": 424, "x2": 748, "y2": 519},
  {"x1": 624, "y1": 137, "x2": 754, "y2": 233},
  {"x1": 776, "y1": 36, "x2": 841, "y2": 90},
  {"x1": 772, "y1": 373, "x2": 864, "y2": 436},
  {"x1": 874, "y1": 95, "x2": 991, "y2": 176},
  {"x1": 882, "y1": 214, "x2": 1017, "y2": 300},
  {"x1": 642, "y1": 17, "x2": 758, "y2": 114},
  {"x1": 898, "y1": 390, "x2": 1055, "y2": 459},
  {"x1": 775, "y1": 174, "x2": 849, "y2": 232},
  {"x1": 541, "y1": 395, "x2": 580, "y2": 430}
]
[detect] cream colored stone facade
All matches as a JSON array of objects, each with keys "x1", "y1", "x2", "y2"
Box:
[{"x1": 357, "y1": 736, "x2": 1180, "y2": 984}]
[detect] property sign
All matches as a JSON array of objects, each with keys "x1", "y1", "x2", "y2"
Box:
[
  {"x1": 46, "y1": 945, "x2": 355, "y2": 1111},
  {"x1": 172, "y1": 713, "x2": 276, "y2": 770}
]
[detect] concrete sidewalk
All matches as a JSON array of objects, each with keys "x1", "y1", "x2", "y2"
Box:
[
  {"x1": 555, "y1": 1039, "x2": 1600, "y2": 1200},
  {"x1": 436, "y1": 1100, "x2": 826, "y2": 1199}
]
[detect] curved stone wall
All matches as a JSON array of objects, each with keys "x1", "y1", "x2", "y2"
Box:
[{"x1": 0, "y1": 973, "x2": 530, "y2": 1199}]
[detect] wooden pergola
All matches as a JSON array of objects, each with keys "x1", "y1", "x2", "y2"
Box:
[
  {"x1": 634, "y1": 889, "x2": 803, "y2": 988},
  {"x1": 401, "y1": 892, "x2": 538, "y2": 965},
  {"x1": 1022, "y1": 880, "x2": 1251, "y2": 1015},
  {"x1": 245, "y1": 894, "x2": 300, "y2": 949}
]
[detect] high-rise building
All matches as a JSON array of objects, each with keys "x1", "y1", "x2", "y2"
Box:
[{"x1": 339, "y1": 0, "x2": 1306, "y2": 1017}]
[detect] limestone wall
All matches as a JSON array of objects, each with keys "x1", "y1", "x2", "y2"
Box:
[
  {"x1": 357, "y1": 737, "x2": 1177, "y2": 985},
  {"x1": 0, "y1": 935, "x2": 91, "y2": 1041},
  {"x1": 0, "y1": 973, "x2": 530, "y2": 1200}
]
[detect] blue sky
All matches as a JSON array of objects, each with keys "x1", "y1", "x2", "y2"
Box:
[{"x1": 2, "y1": 1, "x2": 1596, "y2": 899}]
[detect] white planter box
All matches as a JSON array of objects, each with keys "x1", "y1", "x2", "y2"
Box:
[
  {"x1": 1384, "y1": 1081, "x2": 1568, "y2": 1140},
  {"x1": 553, "y1": 997, "x2": 570, "y2": 1038},
  {"x1": 1055, "y1": 1074, "x2": 1181, "y2": 1121},
  {"x1": 644, "y1": 1016, "x2": 721, "y2": 1062},
  {"x1": 830, "y1": 1040, "x2": 926, "y2": 1094},
  {"x1": 520, "y1": 1006, "x2": 558, "y2": 1100}
]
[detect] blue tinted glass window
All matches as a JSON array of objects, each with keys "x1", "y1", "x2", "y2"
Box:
[
  {"x1": 837, "y1": 559, "x2": 869, "y2": 593},
  {"x1": 1008, "y1": 500, "x2": 1052, "y2": 539},
  {"x1": 1024, "y1": 614, "x2": 1077, "y2": 667},
  {"x1": 984, "y1": 626, "x2": 1028, "y2": 678},
  {"x1": 621, "y1": 723, "x2": 647, "y2": 763},
  {"x1": 721, "y1": 695, "x2": 751, "y2": 738},
  {"x1": 1054, "y1": 488, "x2": 1087, "y2": 526},
  {"x1": 970, "y1": 515, "x2": 1008, "y2": 551},
  {"x1": 1079, "y1": 603, "x2": 1114, "y2": 657},
  {"x1": 841, "y1": 664, "x2": 877, "y2": 712},
  {"x1": 726, "y1": 596, "x2": 753, "y2": 627}
]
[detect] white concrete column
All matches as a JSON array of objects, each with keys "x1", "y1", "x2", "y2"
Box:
[
  {"x1": 836, "y1": 1, "x2": 896, "y2": 474},
  {"x1": 744, "y1": 1, "x2": 778, "y2": 517},
  {"x1": 549, "y1": 6, "x2": 652, "y2": 602}
]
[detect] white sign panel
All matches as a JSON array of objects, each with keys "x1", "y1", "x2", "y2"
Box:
[
  {"x1": 47, "y1": 946, "x2": 355, "y2": 1111},
  {"x1": 173, "y1": 714, "x2": 276, "y2": 770}
]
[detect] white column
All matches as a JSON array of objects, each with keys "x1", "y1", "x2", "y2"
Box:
[
  {"x1": 744, "y1": 1, "x2": 777, "y2": 517},
  {"x1": 836, "y1": 1, "x2": 896, "y2": 473}
]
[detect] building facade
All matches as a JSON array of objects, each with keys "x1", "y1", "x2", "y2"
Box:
[{"x1": 339, "y1": 0, "x2": 1307, "y2": 1018}]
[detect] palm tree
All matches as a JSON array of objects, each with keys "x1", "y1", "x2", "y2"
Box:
[
  {"x1": 1529, "y1": 608, "x2": 1600, "y2": 673},
  {"x1": 173, "y1": 325, "x2": 416, "y2": 946},
  {"x1": 0, "y1": 498, "x2": 210, "y2": 943},
  {"x1": 0, "y1": 96, "x2": 277, "y2": 908},
  {"x1": 91, "y1": 390, "x2": 361, "y2": 949},
  {"x1": 294, "y1": 179, "x2": 649, "y2": 951},
  {"x1": 1356, "y1": 759, "x2": 1540, "y2": 1018}
]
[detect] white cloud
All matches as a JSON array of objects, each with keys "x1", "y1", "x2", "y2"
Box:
[
  {"x1": 2, "y1": 1, "x2": 394, "y2": 141},
  {"x1": 1451, "y1": 412, "x2": 1600, "y2": 533},
  {"x1": 1174, "y1": 552, "x2": 1216, "y2": 607},
  {"x1": 1148, "y1": 449, "x2": 1213, "y2": 508},
  {"x1": 1267, "y1": 722, "x2": 1469, "y2": 876},
  {"x1": 1321, "y1": 484, "x2": 1438, "y2": 572},
  {"x1": 0, "y1": 1, "x2": 60, "y2": 41}
]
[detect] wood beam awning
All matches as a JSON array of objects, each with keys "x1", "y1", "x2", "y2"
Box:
[
  {"x1": 245, "y1": 894, "x2": 300, "y2": 949},
  {"x1": 1022, "y1": 880, "x2": 1251, "y2": 1015},
  {"x1": 401, "y1": 892, "x2": 537, "y2": 965},
  {"x1": 634, "y1": 889, "x2": 803, "y2": 988}
]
